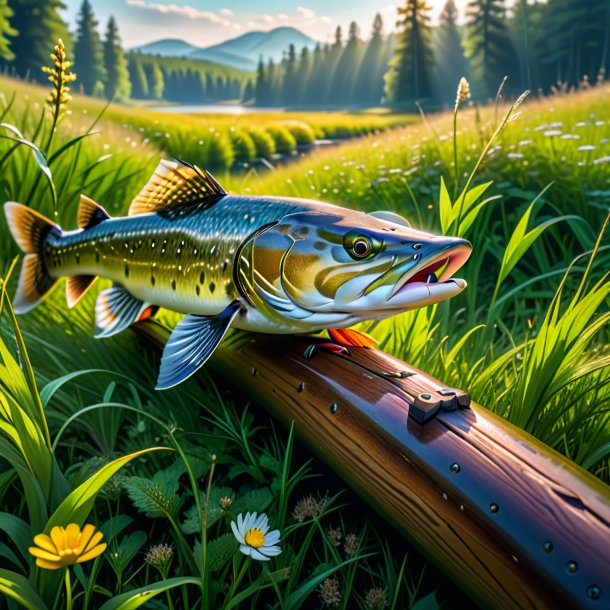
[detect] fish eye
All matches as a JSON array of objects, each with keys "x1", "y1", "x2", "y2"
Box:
[
  {"x1": 343, "y1": 230, "x2": 381, "y2": 260},
  {"x1": 353, "y1": 237, "x2": 371, "y2": 258}
]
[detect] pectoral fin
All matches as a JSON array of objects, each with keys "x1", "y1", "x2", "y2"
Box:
[
  {"x1": 328, "y1": 328, "x2": 377, "y2": 348},
  {"x1": 95, "y1": 285, "x2": 153, "y2": 338},
  {"x1": 156, "y1": 301, "x2": 241, "y2": 390}
]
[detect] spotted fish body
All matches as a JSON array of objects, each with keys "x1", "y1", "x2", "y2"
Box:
[{"x1": 5, "y1": 159, "x2": 472, "y2": 389}]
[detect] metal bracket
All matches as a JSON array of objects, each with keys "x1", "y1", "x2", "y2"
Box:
[{"x1": 410, "y1": 387, "x2": 471, "y2": 424}]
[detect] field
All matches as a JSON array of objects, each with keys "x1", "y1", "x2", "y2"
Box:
[{"x1": 0, "y1": 71, "x2": 608, "y2": 609}]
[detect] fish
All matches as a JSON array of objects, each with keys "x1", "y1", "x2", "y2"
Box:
[{"x1": 4, "y1": 159, "x2": 472, "y2": 389}]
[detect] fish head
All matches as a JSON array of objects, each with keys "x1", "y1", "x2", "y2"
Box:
[{"x1": 237, "y1": 209, "x2": 471, "y2": 322}]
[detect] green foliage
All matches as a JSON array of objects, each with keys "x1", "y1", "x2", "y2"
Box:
[
  {"x1": 0, "y1": 0, "x2": 16, "y2": 61},
  {"x1": 103, "y1": 17, "x2": 131, "y2": 102},
  {"x1": 463, "y1": 0, "x2": 517, "y2": 97},
  {"x1": 384, "y1": 1, "x2": 435, "y2": 105},
  {"x1": 7, "y1": 0, "x2": 70, "y2": 83},
  {"x1": 74, "y1": 0, "x2": 107, "y2": 96}
]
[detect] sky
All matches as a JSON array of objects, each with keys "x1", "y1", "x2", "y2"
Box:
[{"x1": 62, "y1": 0, "x2": 471, "y2": 48}]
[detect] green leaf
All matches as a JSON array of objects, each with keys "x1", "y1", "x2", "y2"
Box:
[
  {"x1": 438, "y1": 176, "x2": 452, "y2": 233},
  {"x1": 0, "y1": 513, "x2": 31, "y2": 562},
  {"x1": 97, "y1": 576, "x2": 201, "y2": 610},
  {"x1": 182, "y1": 486, "x2": 233, "y2": 534},
  {"x1": 0, "y1": 568, "x2": 47, "y2": 610},
  {"x1": 123, "y1": 469, "x2": 182, "y2": 520},
  {"x1": 224, "y1": 569, "x2": 289, "y2": 610},
  {"x1": 40, "y1": 369, "x2": 114, "y2": 407},
  {"x1": 411, "y1": 591, "x2": 440, "y2": 610},
  {"x1": 207, "y1": 533, "x2": 238, "y2": 573},
  {"x1": 46, "y1": 447, "x2": 167, "y2": 531},
  {"x1": 231, "y1": 488, "x2": 273, "y2": 516}
]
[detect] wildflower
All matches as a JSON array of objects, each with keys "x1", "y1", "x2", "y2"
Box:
[
  {"x1": 29, "y1": 524, "x2": 106, "y2": 570},
  {"x1": 145, "y1": 543, "x2": 174, "y2": 577},
  {"x1": 231, "y1": 512, "x2": 281, "y2": 561},
  {"x1": 326, "y1": 526, "x2": 342, "y2": 548},
  {"x1": 578, "y1": 145, "x2": 596, "y2": 151},
  {"x1": 343, "y1": 532, "x2": 359, "y2": 558},
  {"x1": 218, "y1": 496, "x2": 233, "y2": 511},
  {"x1": 365, "y1": 587, "x2": 388, "y2": 610},
  {"x1": 41, "y1": 39, "x2": 76, "y2": 124},
  {"x1": 455, "y1": 77, "x2": 471, "y2": 109},
  {"x1": 318, "y1": 577, "x2": 341, "y2": 608},
  {"x1": 292, "y1": 494, "x2": 328, "y2": 522},
  {"x1": 543, "y1": 130, "x2": 562, "y2": 137}
]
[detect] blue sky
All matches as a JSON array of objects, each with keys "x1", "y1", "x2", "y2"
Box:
[{"x1": 62, "y1": 0, "x2": 470, "y2": 48}]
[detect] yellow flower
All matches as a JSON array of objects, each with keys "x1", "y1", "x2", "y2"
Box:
[{"x1": 28, "y1": 523, "x2": 106, "y2": 570}]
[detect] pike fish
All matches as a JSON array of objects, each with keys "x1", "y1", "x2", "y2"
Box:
[{"x1": 4, "y1": 159, "x2": 471, "y2": 389}]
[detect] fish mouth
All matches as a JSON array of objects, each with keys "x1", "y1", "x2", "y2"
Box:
[{"x1": 389, "y1": 242, "x2": 471, "y2": 299}]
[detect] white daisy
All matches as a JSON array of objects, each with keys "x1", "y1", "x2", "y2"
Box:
[{"x1": 230, "y1": 512, "x2": 282, "y2": 562}]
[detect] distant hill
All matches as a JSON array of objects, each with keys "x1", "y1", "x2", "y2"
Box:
[
  {"x1": 132, "y1": 27, "x2": 317, "y2": 71},
  {"x1": 134, "y1": 38, "x2": 199, "y2": 57}
]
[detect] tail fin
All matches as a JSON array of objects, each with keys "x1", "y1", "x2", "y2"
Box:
[{"x1": 4, "y1": 202, "x2": 60, "y2": 313}]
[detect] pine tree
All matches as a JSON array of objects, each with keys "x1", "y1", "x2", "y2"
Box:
[
  {"x1": 242, "y1": 79, "x2": 254, "y2": 103},
  {"x1": 281, "y1": 43, "x2": 298, "y2": 105},
  {"x1": 333, "y1": 21, "x2": 364, "y2": 105},
  {"x1": 433, "y1": 0, "x2": 469, "y2": 103},
  {"x1": 355, "y1": 14, "x2": 386, "y2": 105},
  {"x1": 266, "y1": 58, "x2": 277, "y2": 105},
  {"x1": 294, "y1": 46, "x2": 311, "y2": 105},
  {"x1": 143, "y1": 60, "x2": 164, "y2": 99},
  {"x1": 463, "y1": 0, "x2": 517, "y2": 97},
  {"x1": 323, "y1": 26, "x2": 344, "y2": 105},
  {"x1": 9, "y1": 0, "x2": 70, "y2": 81},
  {"x1": 103, "y1": 16, "x2": 130, "y2": 101},
  {"x1": 74, "y1": 0, "x2": 106, "y2": 95},
  {"x1": 254, "y1": 56, "x2": 268, "y2": 105},
  {"x1": 384, "y1": 1, "x2": 434, "y2": 104},
  {"x1": 302, "y1": 43, "x2": 324, "y2": 106},
  {"x1": 0, "y1": 0, "x2": 16, "y2": 61},
  {"x1": 128, "y1": 53, "x2": 148, "y2": 99}
]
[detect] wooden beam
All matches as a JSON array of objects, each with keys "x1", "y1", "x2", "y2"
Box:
[{"x1": 139, "y1": 324, "x2": 610, "y2": 610}]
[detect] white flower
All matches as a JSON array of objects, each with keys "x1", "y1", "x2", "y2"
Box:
[{"x1": 230, "y1": 512, "x2": 281, "y2": 561}]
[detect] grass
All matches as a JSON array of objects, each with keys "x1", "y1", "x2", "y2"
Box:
[{"x1": 0, "y1": 61, "x2": 608, "y2": 610}]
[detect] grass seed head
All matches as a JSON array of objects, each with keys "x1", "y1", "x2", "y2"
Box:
[
  {"x1": 318, "y1": 577, "x2": 341, "y2": 608},
  {"x1": 365, "y1": 587, "x2": 388, "y2": 610}
]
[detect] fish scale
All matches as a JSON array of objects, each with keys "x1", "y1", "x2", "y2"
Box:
[{"x1": 4, "y1": 158, "x2": 471, "y2": 389}]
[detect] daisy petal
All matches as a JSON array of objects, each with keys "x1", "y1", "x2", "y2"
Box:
[
  {"x1": 35, "y1": 557, "x2": 63, "y2": 570},
  {"x1": 250, "y1": 548, "x2": 270, "y2": 561},
  {"x1": 231, "y1": 520, "x2": 245, "y2": 544},
  {"x1": 66, "y1": 523, "x2": 80, "y2": 548},
  {"x1": 263, "y1": 530, "x2": 280, "y2": 546},
  {"x1": 82, "y1": 531, "x2": 103, "y2": 554},
  {"x1": 260, "y1": 545, "x2": 282, "y2": 557},
  {"x1": 33, "y1": 534, "x2": 57, "y2": 554},
  {"x1": 253, "y1": 514, "x2": 268, "y2": 532},
  {"x1": 76, "y1": 524, "x2": 96, "y2": 554},
  {"x1": 49, "y1": 526, "x2": 65, "y2": 552},
  {"x1": 239, "y1": 544, "x2": 252, "y2": 557},
  {"x1": 28, "y1": 547, "x2": 61, "y2": 562},
  {"x1": 76, "y1": 542, "x2": 106, "y2": 563},
  {"x1": 237, "y1": 513, "x2": 244, "y2": 531}
]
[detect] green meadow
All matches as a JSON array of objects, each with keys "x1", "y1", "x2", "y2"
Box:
[{"x1": 0, "y1": 69, "x2": 608, "y2": 609}]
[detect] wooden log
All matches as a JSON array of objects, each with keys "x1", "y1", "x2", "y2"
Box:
[{"x1": 138, "y1": 324, "x2": 610, "y2": 610}]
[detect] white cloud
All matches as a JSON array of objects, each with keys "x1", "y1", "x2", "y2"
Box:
[
  {"x1": 219, "y1": 8, "x2": 234, "y2": 17},
  {"x1": 277, "y1": 13, "x2": 289, "y2": 20},
  {"x1": 297, "y1": 7, "x2": 316, "y2": 19},
  {"x1": 125, "y1": 0, "x2": 231, "y2": 25},
  {"x1": 262, "y1": 14, "x2": 275, "y2": 23},
  {"x1": 321, "y1": 15, "x2": 332, "y2": 24}
]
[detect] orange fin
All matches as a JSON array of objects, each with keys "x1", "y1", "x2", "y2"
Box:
[
  {"x1": 66, "y1": 275, "x2": 97, "y2": 308},
  {"x1": 328, "y1": 328, "x2": 377, "y2": 348}
]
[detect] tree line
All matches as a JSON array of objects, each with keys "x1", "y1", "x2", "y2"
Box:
[
  {"x1": 0, "y1": 0, "x2": 609, "y2": 108},
  {"x1": 0, "y1": 0, "x2": 248, "y2": 103}
]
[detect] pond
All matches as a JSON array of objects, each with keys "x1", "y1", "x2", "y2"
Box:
[{"x1": 148, "y1": 104, "x2": 285, "y2": 115}]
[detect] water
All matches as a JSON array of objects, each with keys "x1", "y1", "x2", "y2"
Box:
[{"x1": 149, "y1": 104, "x2": 285, "y2": 115}]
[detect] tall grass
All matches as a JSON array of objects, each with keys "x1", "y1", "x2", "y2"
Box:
[{"x1": 0, "y1": 55, "x2": 608, "y2": 609}]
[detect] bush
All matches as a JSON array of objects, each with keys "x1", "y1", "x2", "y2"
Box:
[
  {"x1": 265, "y1": 125, "x2": 297, "y2": 154},
  {"x1": 281, "y1": 120, "x2": 317, "y2": 146},
  {"x1": 248, "y1": 127, "x2": 276, "y2": 158},
  {"x1": 229, "y1": 128, "x2": 256, "y2": 162}
]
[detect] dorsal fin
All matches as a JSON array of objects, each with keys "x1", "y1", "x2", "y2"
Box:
[
  {"x1": 78, "y1": 195, "x2": 111, "y2": 229},
  {"x1": 128, "y1": 158, "x2": 227, "y2": 217}
]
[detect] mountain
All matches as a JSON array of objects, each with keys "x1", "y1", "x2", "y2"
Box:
[
  {"x1": 134, "y1": 38, "x2": 199, "y2": 57},
  {"x1": 133, "y1": 27, "x2": 317, "y2": 71}
]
